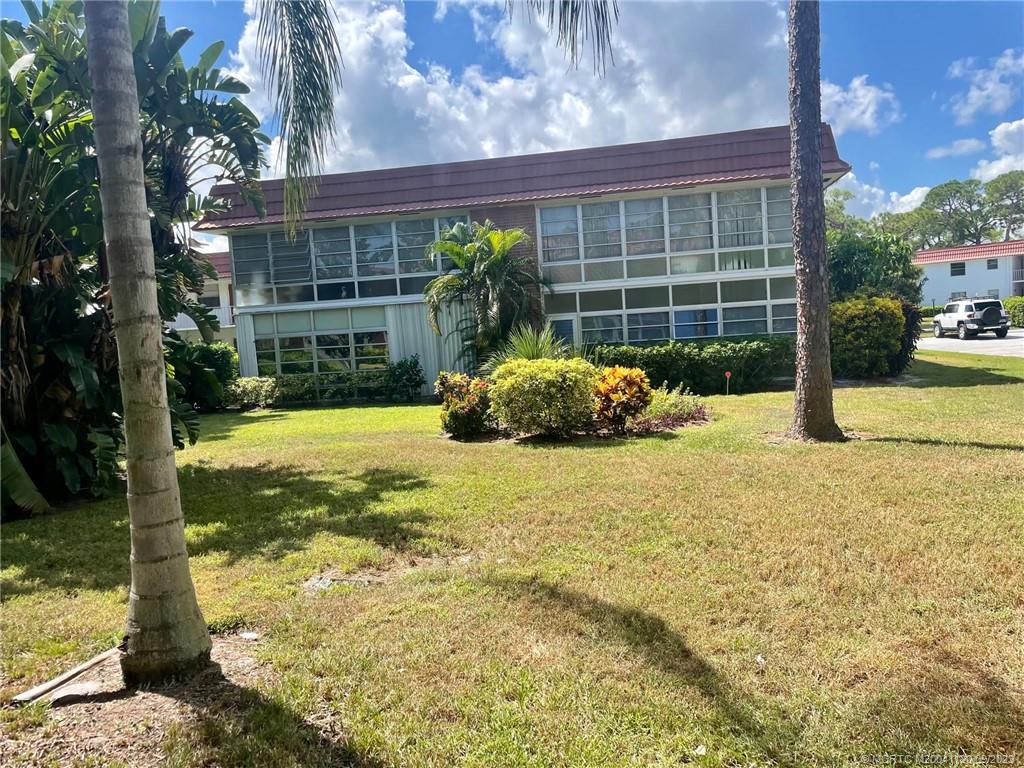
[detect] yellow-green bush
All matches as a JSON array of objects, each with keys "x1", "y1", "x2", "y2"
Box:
[
  {"x1": 489, "y1": 358, "x2": 598, "y2": 437},
  {"x1": 1004, "y1": 296, "x2": 1024, "y2": 327},
  {"x1": 830, "y1": 297, "x2": 904, "y2": 379},
  {"x1": 594, "y1": 366, "x2": 652, "y2": 433}
]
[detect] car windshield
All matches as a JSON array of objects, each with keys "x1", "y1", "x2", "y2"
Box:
[{"x1": 973, "y1": 301, "x2": 1002, "y2": 310}]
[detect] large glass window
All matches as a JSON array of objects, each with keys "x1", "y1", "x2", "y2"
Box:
[
  {"x1": 313, "y1": 227, "x2": 352, "y2": 281},
  {"x1": 269, "y1": 232, "x2": 312, "y2": 284},
  {"x1": 540, "y1": 206, "x2": 580, "y2": 263},
  {"x1": 722, "y1": 305, "x2": 767, "y2": 336},
  {"x1": 720, "y1": 279, "x2": 767, "y2": 303},
  {"x1": 667, "y1": 193, "x2": 713, "y2": 252},
  {"x1": 581, "y1": 201, "x2": 622, "y2": 260},
  {"x1": 718, "y1": 248, "x2": 764, "y2": 271},
  {"x1": 672, "y1": 282, "x2": 718, "y2": 306},
  {"x1": 396, "y1": 218, "x2": 436, "y2": 274},
  {"x1": 581, "y1": 314, "x2": 624, "y2": 344},
  {"x1": 771, "y1": 303, "x2": 797, "y2": 333},
  {"x1": 717, "y1": 189, "x2": 763, "y2": 248},
  {"x1": 354, "y1": 223, "x2": 395, "y2": 277},
  {"x1": 765, "y1": 187, "x2": 792, "y2": 245},
  {"x1": 549, "y1": 318, "x2": 575, "y2": 344},
  {"x1": 624, "y1": 198, "x2": 665, "y2": 256},
  {"x1": 673, "y1": 309, "x2": 718, "y2": 339},
  {"x1": 627, "y1": 311, "x2": 671, "y2": 343}
]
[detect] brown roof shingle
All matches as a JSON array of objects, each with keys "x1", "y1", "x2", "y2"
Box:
[{"x1": 198, "y1": 123, "x2": 850, "y2": 231}]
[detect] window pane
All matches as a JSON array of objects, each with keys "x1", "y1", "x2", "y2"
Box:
[
  {"x1": 674, "y1": 308, "x2": 719, "y2": 339},
  {"x1": 314, "y1": 308, "x2": 350, "y2": 330},
  {"x1": 275, "y1": 312, "x2": 311, "y2": 333},
  {"x1": 584, "y1": 260, "x2": 623, "y2": 281},
  {"x1": 627, "y1": 311, "x2": 670, "y2": 342},
  {"x1": 720, "y1": 279, "x2": 767, "y2": 303},
  {"x1": 253, "y1": 315, "x2": 275, "y2": 335},
  {"x1": 717, "y1": 189, "x2": 763, "y2": 248},
  {"x1": 396, "y1": 218, "x2": 436, "y2": 273},
  {"x1": 668, "y1": 192, "x2": 713, "y2": 252},
  {"x1": 316, "y1": 282, "x2": 356, "y2": 301},
  {"x1": 357, "y1": 279, "x2": 398, "y2": 298},
  {"x1": 351, "y1": 306, "x2": 386, "y2": 328},
  {"x1": 400, "y1": 275, "x2": 435, "y2": 295},
  {"x1": 624, "y1": 198, "x2": 664, "y2": 255},
  {"x1": 579, "y1": 289, "x2": 622, "y2": 312},
  {"x1": 545, "y1": 292, "x2": 577, "y2": 314},
  {"x1": 719, "y1": 248, "x2": 764, "y2": 271},
  {"x1": 236, "y1": 287, "x2": 274, "y2": 307},
  {"x1": 672, "y1": 282, "x2": 718, "y2": 306},
  {"x1": 354, "y1": 223, "x2": 395, "y2": 274},
  {"x1": 550, "y1": 318, "x2": 575, "y2": 344},
  {"x1": 627, "y1": 257, "x2": 667, "y2": 278},
  {"x1": 768, "y1": 247, "x2": 795, "y2": 267},
  {"x1": 580, "y1": 314, "x2": 623, "y2": 344},
  {"x1": 723, "y1": 305, "x2": 768, "y2": 336},
  {"x1": 625, "y1": 286, "x2": 670, "y2": 309},
  {"x1": 270, "y1": 231, "x2": 313, "y2": 284},
  {"x1": 581, "y1": 201, "x2": 622, "y2": 260},
  {"x1": 770, "y1": 276, "x2": 796, "y2": 300},
  {"x1": 312, "y1": 227, "x2": 352, "y2": 279},
  {"x1": 544, "y1": 264, "x2": 582, "y2": 284},
  {"x1": 670, "y1": 252, "x2": 716, "y2": 275},
  {"x1": 275, "y1": 284, "x2": 314, "y2": 304}
]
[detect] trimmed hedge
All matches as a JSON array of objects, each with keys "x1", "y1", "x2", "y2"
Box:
[
  {"x1": 1004, "y1": 296, "x2": 1024, "y2": 327},
  {"x1": 592, "y1": 336, "x2": 795, "y2": 395},
  {"x1": 918, "y1": 304, "x2": 945, "y2": 319},
  {"x1": 830, "y1": 297, "x2": 905, "y2": 379},
  {"x1": 490, "y1": 358, "x2": 599, "y2": 436}
]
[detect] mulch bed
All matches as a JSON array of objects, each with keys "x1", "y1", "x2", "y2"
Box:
[{"x1": 1, "y1": 636, "x2": 267, "y2": 768}]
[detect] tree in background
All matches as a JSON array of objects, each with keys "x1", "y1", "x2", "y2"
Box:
[
  {"x1": 424, "y1": 221, "x2": 545, "y2": 366},
  {"x1": 827, "y1": 231, "x2": 923, "y2": 305},
  {"x1": 985, "y1": 170, "x2": 1024, "y2": 241},
  {"x1": 920, "y1": 180, "x2": 996, "y2": 245}
]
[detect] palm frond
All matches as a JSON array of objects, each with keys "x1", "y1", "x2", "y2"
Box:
[
  {"x1": 1, "y1": 423, "x2": 49, "y2": 514},
  {"x1": 509, "y1": 0, "x2": 619, "y2": 74},
  {"x1": 255, "y1": 0, "x2": 344, "y2": 235}
]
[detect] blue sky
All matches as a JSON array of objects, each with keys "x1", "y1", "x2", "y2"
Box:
[{"x1": 9, "y1": 1, "x2": 1023, "y2": 220}]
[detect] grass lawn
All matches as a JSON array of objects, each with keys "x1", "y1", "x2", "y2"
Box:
[{"x1": 2, "y1": 350, "x2": 1023, "y2": 766}]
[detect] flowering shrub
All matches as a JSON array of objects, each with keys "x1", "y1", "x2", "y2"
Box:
[
  {"x1": 629, "y1": 385, "x2": 709, "y2": 434},
  {"x1": 435, "y1": 371, "x2": 494, "y2": 439},
  {"x1": 489, "y1": 358, "x2": 598, "y2": 437},
  {"x1": 594, "y1": 366, "x2": 652, "y2": 433}
]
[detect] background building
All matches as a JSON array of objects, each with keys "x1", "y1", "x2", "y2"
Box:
[
  {"x1": 198, "y1": 125, "x2": 850, "y2": 398},
  {"x1": 914, "y1": 241, "x2": 1024, "y2": 306},
  {"x1": 167, "y1": 251, "x2": 237, "y2": 345}
]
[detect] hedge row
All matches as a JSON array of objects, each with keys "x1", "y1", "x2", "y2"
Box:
[
  {"x1": 1004, "y1": 296, "x2": 1024, "y2": 327},
  {"x1": 593, "y1": 297, "x2": 920, "y2": 394}
]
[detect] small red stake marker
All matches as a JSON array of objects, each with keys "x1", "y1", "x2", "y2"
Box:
[{"x1": 725, "y1": 370, "x2": 732, "y2": 396}]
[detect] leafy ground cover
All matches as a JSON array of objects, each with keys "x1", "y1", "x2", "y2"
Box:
[{"x1": 2, "y1": 350, "x2": 1022, "y2": 766}]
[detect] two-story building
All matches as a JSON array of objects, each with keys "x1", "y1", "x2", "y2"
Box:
[
  {"x1": 166, "y1": 250, "x2": 237, "y2": 345},
  {"x1": 914, "y1": 240, "x2": 1024, "y2": 306},
  {"x1": 197, "y1": 124, "x2": 850, "y2": 400}
]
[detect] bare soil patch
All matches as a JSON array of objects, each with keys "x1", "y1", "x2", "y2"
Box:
[
  {"x1": 1, "y1": 636, "x2": 268, "y2": 768},
  {"x1": 303, "y1": 551, "x2": 476, "y2": 592}
]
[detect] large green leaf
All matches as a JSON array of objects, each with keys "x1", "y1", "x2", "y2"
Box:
[
  {"x1": 1, "y1": 429, "x2": 49, "y2": 513},
  {"x1": 196, "y1": 39, "x2": 223, "y2": 72},
  {"x1": 43, "y1": 421, "x2": 77, "y2": 452}
]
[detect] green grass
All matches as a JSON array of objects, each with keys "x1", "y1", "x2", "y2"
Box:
[{"x1": 3, "y1": 350, "x2": 1023, "y2": 766}]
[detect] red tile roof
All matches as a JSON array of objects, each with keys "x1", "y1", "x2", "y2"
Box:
[
  {"x1": 914, "y1": 241, "x2": 1024, "y2": 265},
  {"x1": 197, "y1": 124, "x2": 850, "y2": 231},
  {"x1": 200, "y1": 251, "x2": 231, "y2": 278}
]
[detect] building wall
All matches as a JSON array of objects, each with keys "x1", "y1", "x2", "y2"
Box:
[
  {"x1": 227, "y1": 181, "x2": 801, "y2": 400},
  {"x1": 919, "y1": 256, "x2": 1012, "y2": 306}
]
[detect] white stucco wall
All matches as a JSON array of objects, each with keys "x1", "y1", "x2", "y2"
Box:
[{"x1": 919, "y1": 255, "x2": 1012, "y2": 306}]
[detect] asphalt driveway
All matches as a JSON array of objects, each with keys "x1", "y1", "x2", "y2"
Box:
[{"x1": 917, "y1": 326, "x2": 1024, "y2": 358}]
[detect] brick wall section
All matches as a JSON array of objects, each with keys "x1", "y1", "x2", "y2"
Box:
[{"x1": 469, "y1": 204, "x2": 539, "y2": 270}]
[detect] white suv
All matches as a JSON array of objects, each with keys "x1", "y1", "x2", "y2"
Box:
[{"x1": 933, "y1": 299, "x2": 1011, "y2": 339}]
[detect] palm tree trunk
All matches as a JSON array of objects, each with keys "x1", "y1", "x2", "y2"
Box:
[
  {"x1": 786, "y1": 0, "x2": 844, "y2": 442},
  {"x1": 83, "y1": 0, "x2": 211, "y2": 683}
]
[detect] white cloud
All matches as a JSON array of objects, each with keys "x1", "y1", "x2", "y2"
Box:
[
  {"x1": 821, "y1": 75, "x2": 901, "y2": 136},
  {"x1": 947, "y1": 48, "x2": 1024, "y2": 125},
  {"x1": 971, "y1": 118, "x2": 1024, "y2": 181},
  {"x1": 924, "y1": 138, "x2": 986, "y2": 159},
  {"x1": 226, "y1": 0, "x2": 803, "y2": 178},
  {"x1": 835, "y1": 172, "x2": 929, "y2": 219}
]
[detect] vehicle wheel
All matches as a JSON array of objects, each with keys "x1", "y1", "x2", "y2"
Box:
[
  {"x1": 933, "y1": 323, "x2": 944, "y2": 338},
  {"x1": 995, "y1": 328, "x2": 1009, "y2": 338},
  {"x1": 957, "y1": 324, "x2": 969, "y2": 340}
]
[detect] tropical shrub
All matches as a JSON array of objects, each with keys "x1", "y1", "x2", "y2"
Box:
[
  {"x1": 424, "y1": 221, "x2": 545, "y2": 365},
  {"x1": 629, "y1": 385, "x2": 709, "y2": 434},
  {"x1": 435, "y1": 371, "x2": 494, "y2": 439},
  {"x1": 827, "y1": 230, "x2": 923, "y2": 305},
  {"x1": 480, "y1": 324, "x2": 570, "y2": 375},
  {"x1": 830, "y1": 297, "x2": 905, "y2": 379},
  {"x1": 489, "y1": 358, "x2": 598, "y2": 437},
  {"x1": 385, "y1": 355, "x2": 427, "y2": 402},
  {"x1": 1, "y1": 2, "x2": 266, "y2": 512},
  {"x1": 593, "y1": 337, "x2": 795, "y2": 395},
  {"x1": 224, "y1": 377, "x2": 279, "y2": 410},
  {"x1": 594, "y1": 367, "x2": 652, "y2": 433},
  {"x1": 275, "y1": 374, "x2": 318, "y2": 404},
  {"x1": 890, "y1": 300, "x2": 922, "y2": 376},
  {"x1": 1004, "y1": 296, "x2": 1024, "y2": 327},
  {"x1": 167, "y1": 339, "x2": 239, "y2": 411}
]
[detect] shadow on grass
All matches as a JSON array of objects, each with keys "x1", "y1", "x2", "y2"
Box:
[
  {"x1": 896, "y1": 358, "x2": 1024, "y2": 388},
  {"x1": 485, "y1": 574, "x2": 802, "y2": 766},
  {"x1": 194, "y1": 410, "x2": 289, "y2": 443},
  {"x1": 164, "y1": 664, "x2": 385, "y2": 768},
  {"x1": 870, "y1": 436, "x2": 1024, "y2": 452},
  {"x1": 852, "y1": 647, "x2": 1024, "y2": 757},
  {"x1": 1, "y1": 465, "x2": 435, "y2": 597}
]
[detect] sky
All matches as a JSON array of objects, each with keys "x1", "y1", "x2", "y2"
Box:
[{"x1": 9, "y1": 0, "x2": 1023, "y2": 240}]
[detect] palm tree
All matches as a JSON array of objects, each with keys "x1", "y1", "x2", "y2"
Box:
[
  {"x1": 424, "y1": 221, "x2": 546, "y2": 365},
  {"x1": 785, "y1": 0, "x2": 844, "y2": 441},
  {"x1": 81, "y1": 0, "x2": 342, "y2": 683}
]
